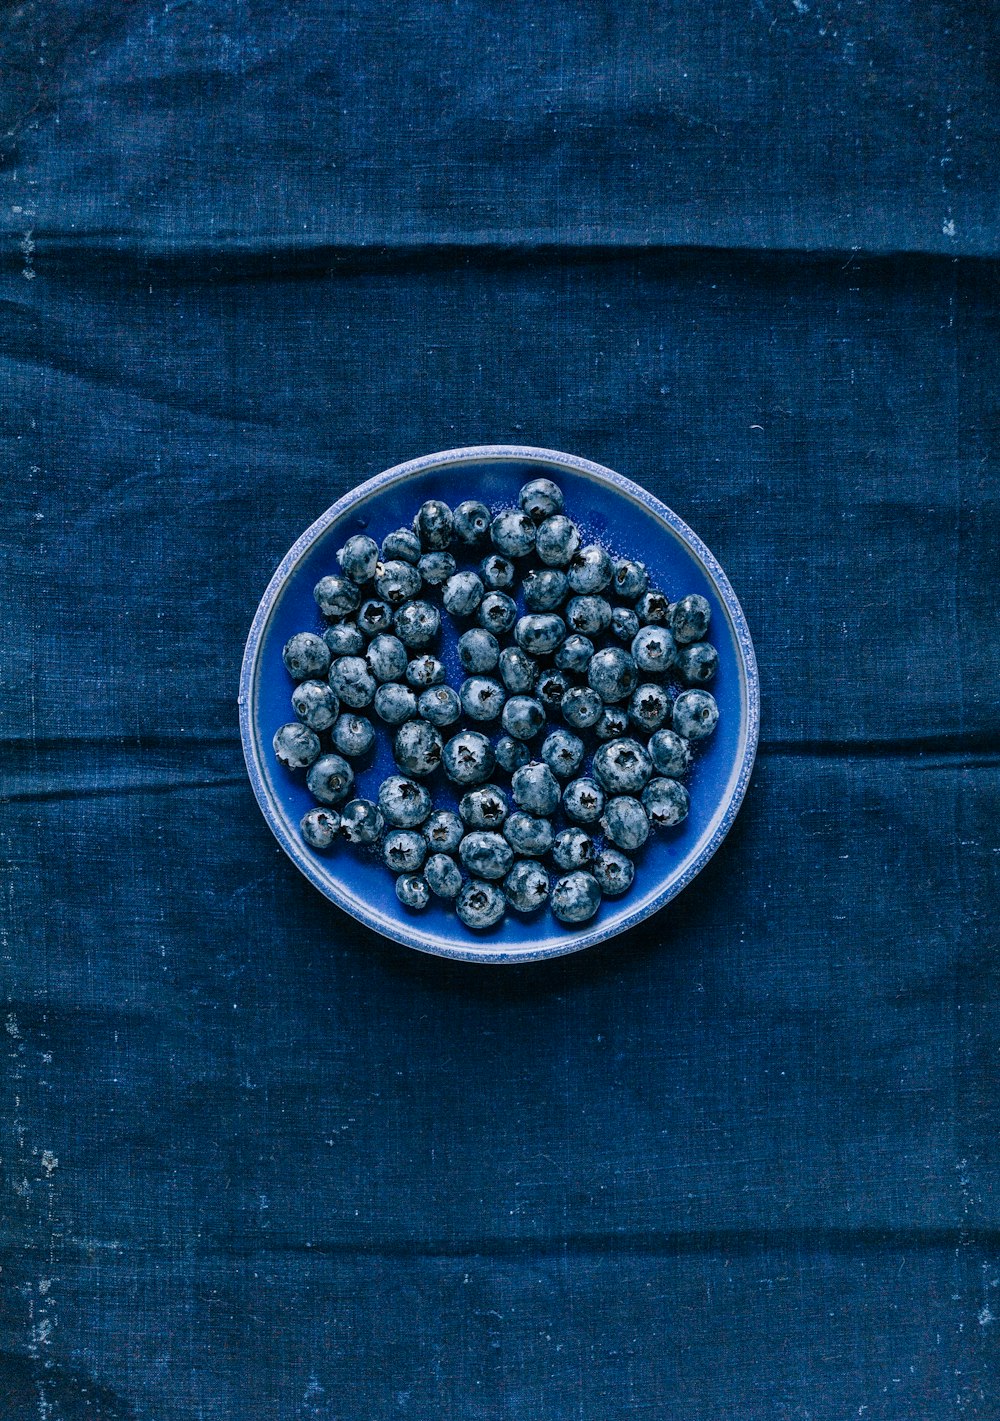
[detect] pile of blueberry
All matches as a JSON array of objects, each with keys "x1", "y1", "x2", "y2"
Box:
[{"x1": 272, "y1": 479, "x2": 720, "y2": 930}]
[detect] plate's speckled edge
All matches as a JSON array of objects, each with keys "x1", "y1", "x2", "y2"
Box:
[{"x1": 238, "y1": 445, "x2": 760, "y2": 964}]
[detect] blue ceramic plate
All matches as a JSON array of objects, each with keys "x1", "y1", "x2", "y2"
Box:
[{"x1": 239, "y1": 446, "x2": 758, "y2": 963}]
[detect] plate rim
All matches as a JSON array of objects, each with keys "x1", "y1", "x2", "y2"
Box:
[{"x1": 239, "y1": 444, "x2": 759, "y2": 963}]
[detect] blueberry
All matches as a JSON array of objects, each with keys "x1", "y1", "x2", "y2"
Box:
[
  {"x1": 629, "y1": 683, "x2": 671, "y2": 733},
  {"x1": 500, "y1": 695, "x2": 545, "y2": 741},
  {"x1": 480, "y1": 554, "x2": 515, "y2": 590},
  {"x1": 636, "y1": 589, "x2": 670, "y2": 624},
  {"x1": 565, "y1": 595, "x2": 613, "y2": 636},
  {"x1": 495, "y1": 735, "x2": 531, "y2": 773},
  {"x1": 612, "y1": 557, "x2": 649, "y2": 602},
  {"x1": 383, "y1": 830, "x2": 427, "y2": 873},
  {"x1": 356, "y1": 598, "x2": 394, "y2": 638},
  {"x1": 337, "y1": 533, "x2": 379, "y2": 584},
  {"x1": 395, "y1": 873, "x2": 430, "y2": 910},
  {"x1": 418, "y1": 550, "x2": 456, "y2": 586},
  {"x1": 498, "y1": 646, "x2": 538, "y2": 694},
  {"x1": 394, "y1": 718, "x2": 444, "y2": 776},
  {"x1": 460, "y1": 784, "x2": 510, "y2": 830},
  {"x1": 394, "y1": 600, "x2": 440, "y2": 649},
  {"x1": 566, "y1": 544, "x2": 613, "y2": 594},
  {"x1": 454, "y1": 500, "x2": 492, "y2": 545},
  {"x1": 593, "y1": 848, "x2": 635, "y2": 896},
  {"x1": 595, "y1": 705, "x2": 629, "y2": 741},
  {"x1": 610, "y1": 606, "x2": 640, "y2": 644},
  {"x1": 328, "y1": 655, "x2": 376, "y2": 708},
  {"x1": 631, "y1": 625, "x2": 676, "y2": 674},
  {"x1": 491, "y1": 509, "x2": 536, "y2": 558},
  {"x1": 504, "y1": 811, "x2": 555, "y2": 858},
  {"x1": 314, "y1": 575, "x2": 361, "y2": 619},
  {"x1": 291, "y1": 679, "x2": 339, "y2": 731},
  {"x1": 478, "y1": 591, "x2": 517, "y2": 635},
  {"x1": 456, "y1": 879, "x2": 506, "y2": 929},
  {"x1": 460, "y1": 676, "x2": 505, "y2": 722},
  {"x1": 418, "y1": 684, "x2": 462, "y2": 727},
  {"x1": 541, "y1": 728, "x2": 585, "y2": 779},
  {"x1": 378, "y1": 775, "x2": 432, "y2": 828},
  {"x1": 424, "y1": 854, "x2": 463, "y2": 899},
  {"x1": 324, "y1": 622, "x2": 364, "y2": 656},
  {"x1": 381, "y1": 528, "x2": 422, "y2": 564},
  {"x1": 504, "y1": 860, "x2": 551, "y2": 913},
  {"x1": 600, "y1": 796, "x2": 650, "y2": 851},
  {"x1": 442, "y1": 570, "x2": 484, "y2": 618},
  {"x1": 551, "y1": 871, "x2": 601, "y2": 924},
  {"x1": 648, "y1": 728, "x2": 693, "y2": 777},
  {"x1": 673, "y1": 689, "x2": 719, "y2": 741},
  {"x1": 331, "y1": 712, "x2": 375, "y2": 757},
  {"x1": 642, "y1": 777, "x2": 690, "y2": 829},
  {"x1": 413, "y1": 499, "x2": 454, "y2": 551},
  {"x1": 283, "y1": 632, "x2": 331, "y2": 681},
  {"x1": 515, "y1": 613, "x2": 565, "y2": 656},
  {"x1": 459, "y1": 831, "x2": 514, "y2": 880},
  {"x1": 365, "y1": 633, "x2": 408, "y2": 683},
  {"x1": 273, "y1": 722, "x2": 321, "y2": 769},
  {"x1": 339, "y1": 798, "x2": 385, "y2": 844},
  {"x1": 300, "y1": 807, "x2": 340, "y2": 849},
  {"x1": 406, "y1": 655, "x2": 446, "y2": 690},
  {"x1": 443, "y1": 729, "x2": 496, "y2": 785},
  {"x1": 675, "y1": 641, "x2": 719, "y2": 684},
  {"x1": 457, "y1": 628, "x2": 500, "y2": 674},
  {"x1": 555, "y1": 633, "x2": 594, "y2": 673},
  {"x1": 587, "y1": 647, "x2": 637, "y2": 703},
  {"x1": 306, "y1": 753, "x2": 354, "y2": 805},
  {"x1": 553, "y1": 828, "x2": 594, "y2": 871},
  {"x1": 562, "y1": 686, "x2": 603, "y2": 730},
  {"x1": 374, "y1": 560, "x2": 422, "y2": 607},
  {"x1": 519, "y1": 477, "x2": 564, "y2": 523},
  {"x1": 536, "y1": 514, "x2": 581, "y2": 567},
  {"x1": 511, "y1": 761, "x2": 560, "y2": 816},
  {"x1": 670, "y1": 593, "x2": 711, "y2": 644},
  {"x1": 592, "y1": 737, "x2": 653, "y2": 794},
  {"x1": 373, "y1": 682, "x2": 417, "y2": 724},
  {"x1": 522, "y1": 568, "x2": 569, "y2": 611},
  {"x1": 562, "y1": 777, "x2": 605, "y2": 824},
  {"x1": 425, "y1": 810, "x2": 465, "y2": 854},
  {"x1": 536, "y1": 669, "x2": 569, "y2": 709}
]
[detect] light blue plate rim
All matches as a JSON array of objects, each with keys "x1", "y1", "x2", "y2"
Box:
[{"x1": 238, "y1": 445, "x2": 759, "y2": 964}]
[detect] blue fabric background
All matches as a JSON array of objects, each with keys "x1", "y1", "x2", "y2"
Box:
[{"x1": 1, "y1": 3, "x2": 997, "y2": 1417}]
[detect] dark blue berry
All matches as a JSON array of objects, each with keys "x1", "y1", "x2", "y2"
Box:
[
  {"x1": 515, "y1": 613, "x2": 565, "y2": 656},
  {"x1": 373, "y1": 682, "x2": 417, "y2": 724},
  {"x1": 551, "y1": 827, "x2": 595, "y2": 871},
  {"x1": 406, "y1": 655, "x2": 446, "y2": 689},
  {"x1": 565, "y1": 595, "x2": 612, "y2": 636},
  {"x1": 283, "y1": 632, "x2": 330, "y2": 681},
  {"x1": 442, "y1": 571, "x2": 485, "y2": 618},
  {"x1": 642, "y1": 777, "x2": 690, "y2": 829},
  {"x1": 566, "y1": 544, "x2": 612, "y2": 594},
  {"x1": 511, "y1": 761, "x2": 560, "y2": 816},
  {"x1": 522, "y1": 568, "x2": 569, "y2": 611},
  {"x1": 393, "y1": 599, "x2": 440, "y2": 649},
  {"x1": 504, "y1": 860, "x2": 550, "y2": 913},
  {"x1": 306, "y1": 753, "x2": 354, "y2": 805},
  {"x1": 628, "y1": 683, "x2": 671, "y2": 733},
  {"x1": 519, "y1": 478, "x2": 564, "y2": 523},
  {"x1": 454, "y1": 500, "x2": 492, "y2": 545},
  {"x1": 365, "y1": 633, "x2": 408, "y2": 683},
  {"x1": 456, "y1": 880, "x2": 506, "y2": 929},
  {"x1": 536, "y1": 669, "x2": 569, "y2": 709},
  {"x1": 458, "y1": 627, "x2": 500, "y2": 673},
  {"x1": 495, "y1": 735, "x2": 531, "y2": 774},
  {"x1": 394, "y1": 718, "x2": 444, "y2": 775},
  {"x1": 498, "y1": 646, "x2": 538, "y2": 694},
  {"x1": 480, "y1": 554, "x2": 515, "y2": 590},
  {"x1": 425, "y1": 854, "x2": 463, "y2": 899},
  {"x1": 675, "y1": 641, "x2": 718, "y2": 684},
  {"x1": 491, "y1": 509, "x2": 536, "y2": 558},
  {"x1": 478, "y1": 591, "x2": 517, "y2": 635},
  {"x1": 324, "y1": 622, "x2": 364, "y2": 656},
  {"x1": 425, "y1": 809, "x2": 464, "y2": 853},
  {"x1": 592, "y1": 737, "x2": 653, "y2": 795},
  {"x1": 636, "y1": 589, "x2": 670, "y2": 624},
  {"x1": 670, "y1": 593, "x2": 711, "y2": 644},
  {"x1": 418, "y1": 684, "x2": 462, "y2": 727},
  {"x1": 555, "y1": 633, "x2": 594, "y2": 673},
  {"x1": 418, "y1": 551, "x2": 456, "y2": 586},
  {"x1": 331, "y1": 713, "x2": 375, "y2": 758},
  {"x1": 378, "y1": 775, "x2": 432, "y2": 827},
  {"x1": 610, "y1": 606, "x2": 640, "y2": 644},
  {"x1": 562, "y1": 777, "x2": 605, "y2": 824},
  {"x1": 460, "y1": 784, "x2": 510, "y2": 830},
  {"x1": 356, "y1": 598, "x2": 394, "y2": 637},
  {"x1": 673, "y1": 690, "x2": 718, "y2": 741},
  {"x1": 314, "y1": 575, "x2": 360, "y2": 618},
  {"x1": 612, "y1": 557, "x2": 649, "y2": 602},
  {"x1": 551, "y1": 871, "x2": 601, "y2": 924},
  {"x1": 595, "y1": 705, "x2": 629, "y2": 741},
  {"x1": 504, "y1": 811, "x2": 555, "y2": 857},
  {"x1": 501, "y1": 695, "x2": 545, "y2": 740},
  {"x1": 273, "y1": 722, "x2": 321, "y2": 769},
  {"x1": 374, "y1": 560, "x2": 422, "y2": 607},
  {"x1": 339, "y1": 798, "x2": 385, "y2": 844},
  {"x1": 587, "y1": 647, "x2": 637, "y2": 702},
  {"x1": 337, "y1": 534, "x2": 379, "y2": 584},
  {"x1": 541, "y1": 728, "x2": 585, "y2": 779},
  {"x1": 300, "y1": 807, "x2": 340, "y2": 849},
  {"x1": 395, "y1": 873, "x2": 430, "y2": 909},
  {"x1": 593, "y1": 848, "x2": 635, "y2": 896},
  {"x1": 601, "y1": 796, "x2": 650, "y2": 851},
  {"x1": 381, "y1": 528, "x2": 421, "y2": 564},
  {"x1": 291, "y1": 679, "x2": 339, "y2": 731},
  {"x1": 459, "y1": 831, "x2": 514, "y2": 880},
  {"x1": 328, "y1": 655, "x2": 376, "y2": 708},
  {"x1": 631, "y1": 625, "x2": 676, "y2": 674},
  {"x1": 413, "y1": 499, "x2": 453, "y2": 551},
  {"x1": 461, "y1": 677, "x2": 506, "y2": 722},
  {"x1": 536, "y1": 515, "x2": 581, "y2": 567},
  {"x1": 648, "y1": 728, "x2": 693, "y2": 777},
  {"x1": 443, "y1": 730, "x2": 495, "y2": 785},
  {"x1": 562, "y1": 686, "x2": 603, "y2": 729},
  {"x1": 383, "y1": 830, "x2": 427, "y2": 873}
]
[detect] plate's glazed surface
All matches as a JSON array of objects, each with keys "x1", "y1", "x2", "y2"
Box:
[{"x1": 239, "y1": 446, "x2": 759, "y2": 962}]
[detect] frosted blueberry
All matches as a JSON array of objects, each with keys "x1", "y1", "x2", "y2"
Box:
[
  {"x1": 648, "y1": 728, "x2": 693, "y2": 777},
  {"x1": 552, "y1": 827, "x2": 595, "y2": 871},
  {"x1": 459, "y1": 784, "x2": 510, "y2": 830},
  {"x1": 601, "y1": 796, "x2": 650, "y2": 851},
  {"x1": 406, "y1": 656, "x2": 446, "y2": 690},
  {"x1": 670, "y1": 593, "x2": 711, "y2": 644},
  {"x1": 373, "y1": 682, "x2": 417, "y2": 724},
  {"x1": 610, "y1": 607, "x2": 640, "y2": 644},
  {"x1": 418, "y1": 551, "x2": 456, "y2": 586},
  {"x1": 374, "y1": 560, "x2": 422, "y2": 607},
  {"x1": 501, "y1": 695, "x2": 546, "y2": 741},
  {"x1": 273, "y1": 722, "x2": 321, "y2": 769},
  {"x1": 673, "y1": 690, "x2": 719, "y2": 741},
  {"x1": 629, "y1": 683, "x2": 672, "y2": 733},
  {"x1": 306, "y1": 753, "x2": 354, "y2": 805},
  {"x1": 595, "y1": 705, "x2": 629, "y2": 741},
  {"x1": 291, "y1": 679, "x2": 339, "y2": 731},
  {"x1": 339, "y1": 798, "x2": 385, "y2": 845},
  {"x1": 331, "y1": 713, "x2": 375, "y2": 758},
  {"x1": 480, "y1": 554, "x2": 515, "y2": 590},
  {"x1": 365, "y1": 633, "x2": 408, "y2": 683},
  {"x1": 519, "y1": 478, "x2": 564, "y2": 523},
  {"x1": 491, "y1": 509, "x2": 537, "y2": 558},
  {"x1": 383, "y1": 830, "x2": 427, "y2": 873},
  {"x1": 300, "y1": 807, "x2": 340, "y2": 849},
  {"x1": 459, "y1": 831, "x2": 514, "y2": 881},
  {"x1": 541, "y1": 728, "x2": 585, "y2": 779},
  {"x1": 443, "y1": 729, "x2": 495, "y2": 785},
  {"x1": 504, "y1": 812, "x2": 554, "y2": 858},
  {"x1": 498, "y1": 646, "x2": 538, "y2": 694},
  {"x1": 283, "y1": 632, "x2": 331, "y2": 681},
  {"x1": 675, "y1": 641, "x2": 719, "y2": 684},
  {"x1": 328, "y1": 655, "x2": 376, "y2": 708},
  {"x1": 337, "y1": 534, "x2": 379, "y2": 584},
  {"x1": 458, "y1": 628, "x2": 500, "y2": 673},
  {"x1": 394, "y1": 599, "x2": 440, "y2": 649},
  {"x1": 522, "y1": 568, "x2": 569, "y2": 611},
  {"x1": 456, "y1": 880, "x2": 506, "y2": 929},
  {"x1": 515, "y1": 613, "x2": 565, "y2": 656},
  {"x1": 592, "y1": 738, "x2": 653, "y2": 795},
  {"x1": 562, "y1": 777, "x2": 605, "y2": 824},
  {"x1": 454, "y1": 500, "x2": 492, "y2": 545},
  {"x1": 504, "y1": 860, "x2": 551, "y2": 913},
  {"x1": 442, "y1": 570, "x2": 485, "y2": 618},
  {"x1": 536, "y1": 514, "x2": 581, "y2": 567},
  {"x1": 478, "y1": 591, "x2": 517, "y2": 635},
  {"x1": 631, "y1": 625, "x2": 676, "y2": 674},
  {"x1": 395, "y1": 874, "x2": 430, "y2": 910},
  {"x1": 425, "y1": 854, "x2": 463, "y2": 899},
  {"x1": 356, "y1": 598, "x2": 394, "y2": 638},
  {"x1": 460, "y1": 676, "x2": 506, "y2": 722},
  {"x1": 565, "y1": 595, "x2": 613, "y2": 636},
  {"x1": 562, "y1": 686, "x2": 603, "y2": 730},
  {"x1": 418, "y1": 684, "x2": 462, "y2": 727},
  {"x1": 612, "y1": 556, "x2": 649, "y2": 602},
  {"x1": 636, "y1": 589, "x2": 670, "y2": 624},
  {"x1": 536, "y1": 669, "x2": 569, "y2": 709},
  {"x1": 567, "y1": 544, "x2": 613, "y2": 595},
  {"x1": 394, "y1": 718, "x2": 444, "y2": 775},
  {"x1": 593, "y1": 848, "x2": 635, "y2": 896},
  {"x1": 381, "y1": 528, "x2": 421, "y2": 564},
  {"x1": 378, "y1": 775, "x2": 432, "y2": 828},
  {"x1": 425, "y1": 810, "x2": 464, "y2": 854},
  {"x1": 511, "y1": 761, "x2": 560, "y2": 816},
  {"x1": 314, "y1": 574, "x2": 360, "y2": 619},
  {"x1": 413, "y1": 499, "x2": 453, "y2": 551},
  {"x1": 587, "y1": 647, "x2": 637, "y2": 703},
  {"x1": 551, "y1": 871, "x2": 602, "y2": 924},
  {"x1": 495, "y1": 735, "x2": 531, "y2": 774},
  {"x1": 642, "y1": 777, "x2": 690, "y2": 829},
  {"x1": 555, "y1": 633, "x2": 594, "y2": 673},
  {"x1": 324, "y1": 622, "x2": 364, "y2": 656}
]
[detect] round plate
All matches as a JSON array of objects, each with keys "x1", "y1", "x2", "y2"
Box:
[{"x1": 239, "y1": 446, "x2": 758, "y2": 963}]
